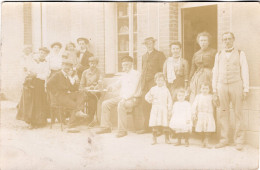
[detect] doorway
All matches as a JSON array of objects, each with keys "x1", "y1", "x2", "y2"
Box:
[{"x1": 182, "y1": 5, "x2": 218, "y2": 67}]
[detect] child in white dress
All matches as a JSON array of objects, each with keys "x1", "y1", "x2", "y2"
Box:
[
  {"x1": 169, "y1": 88, "x2": 192, "y2": 147},
  {"x1": 145, "y1": 72, "x2": 172, "y2": 145},
  {"x1": 192, "y1": 81, "x2": 216, "y2": 148}
]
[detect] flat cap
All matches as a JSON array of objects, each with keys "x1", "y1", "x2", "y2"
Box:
[
  {"x1": 143, "y1": 37, "x2": 156, "y2": 44},
  {"x1": 77, "y1": 37, "x2": 89, "y2": 44}
]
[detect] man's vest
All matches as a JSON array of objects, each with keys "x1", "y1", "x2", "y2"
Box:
[{"x1": 218, "y1": 49, "x2": 242, "y2": 84}]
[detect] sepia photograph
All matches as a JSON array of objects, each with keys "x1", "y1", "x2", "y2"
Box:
[{"x1": 1, "y1": 1, "x2": 259, "y2": 169}]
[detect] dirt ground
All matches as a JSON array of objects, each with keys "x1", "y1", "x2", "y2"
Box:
[{"x1": 0, "y1": 100, "x2": 259, "y2": 170}]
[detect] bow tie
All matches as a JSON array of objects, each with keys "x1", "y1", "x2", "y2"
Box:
[{"x1": 225, "y1": 48, "x2": 234, "y2": 53}]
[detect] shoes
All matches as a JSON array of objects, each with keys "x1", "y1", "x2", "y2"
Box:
[
  {"x1": 96, "y1": 128, "x2": 111, "y2": 134},
  {"x1": 75, "y1": 110, "x2": 88, "y2": 118},
  {"x1": 215, "y1": 142, "x2": 228, "y2": 149},
  {"x1": 116, "y1": 131, "x2": 127, "y2": 138},
  {"x1": 235, "y1": 144, "x2": 243, "y2": 151}
]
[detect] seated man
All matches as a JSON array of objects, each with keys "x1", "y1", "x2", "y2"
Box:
[
  {"x1": 96, "y1": 56, "x2": 142, "y2": 138},
  {"x1": 46, "y1": 57, "x2": 87, "y2": 128},
  {"x1": 79, "y1": 56, "x2": 103, "y2": 123}
]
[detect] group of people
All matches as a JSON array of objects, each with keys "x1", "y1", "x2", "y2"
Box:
[{"x1": 17, "y1": 31, "x2": 249, "y2": 151}]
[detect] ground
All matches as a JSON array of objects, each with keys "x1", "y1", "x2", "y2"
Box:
[{"x1": 0, "y1": 101, "x2": 259, "y2": 170}]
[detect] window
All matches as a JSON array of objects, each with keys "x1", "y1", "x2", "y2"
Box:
[{"x1": 117, "y1": 3, "x2": 137, "y2": 72}]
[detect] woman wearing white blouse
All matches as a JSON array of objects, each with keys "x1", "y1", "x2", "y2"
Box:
[
  {"x1": 17, "y1": 47, "x2": 50, "y2": 129},
  {"x1": 46, "y1": 42, "x2": 63, "y2": 77}
]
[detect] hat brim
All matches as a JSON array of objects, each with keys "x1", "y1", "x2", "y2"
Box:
[{"x1": 143, "y1": 39, "x2": 156, "y2": 44}]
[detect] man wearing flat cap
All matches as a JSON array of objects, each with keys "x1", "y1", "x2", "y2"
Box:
[
  {"x1": 80, "y1": 56, "x2": 103, "y2": 123},
  {"x1": 46, "y1": 57, "x2": 87, "y2": 127},
  {"x1": 96, "y1": 56, "x2": 142, "y2": 138},
  {"x1": 137, "y1": 37, "x2": 166, "y2": 134},
  {"x1": 76, "y1": 37, "x2": 94, "y2": 79}
]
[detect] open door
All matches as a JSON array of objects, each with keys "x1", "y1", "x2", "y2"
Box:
[{"x1": 182, "y1": 5, "x2": 218, "y2": 67}]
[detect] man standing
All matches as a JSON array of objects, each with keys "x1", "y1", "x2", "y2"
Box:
[
  {"x1": 76, "y1": 37, "x2": 94, "y2": 79},
  {"x1": 137, "y1": 37, "x2": 166, "y2": 134},
  {"x1": 46, "y1": 57, "x2": 87, "y2": 128},
  {"x1": 96, "y1": 56, "x2": 142, "y2": 138},
  {"x1": 212, "y1": 32, "x2": 249, "y2": 150}
]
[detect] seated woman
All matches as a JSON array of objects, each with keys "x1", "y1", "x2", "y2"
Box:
[
  {"x1": 79, "y1": 57, "x2": 103, "y2": 123},
  {"x1": 17, "y1": 47, "x2": 50, "y2": 129}
]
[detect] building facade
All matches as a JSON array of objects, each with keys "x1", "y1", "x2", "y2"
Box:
[{"x1": 1, "y1": 2, "x2": 259, "y2": 146}]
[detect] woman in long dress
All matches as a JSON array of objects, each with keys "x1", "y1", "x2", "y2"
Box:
[
  {"x1": 189, "y1": 32, "x2": 217, "y2": 103},
  {"x1": 17, "y1": 47, "x2": 50, "y2": 129}
]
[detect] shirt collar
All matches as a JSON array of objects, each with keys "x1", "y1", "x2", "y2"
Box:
[{"x1": 225, "y1": 47, "x2": 234, "y2": 53}]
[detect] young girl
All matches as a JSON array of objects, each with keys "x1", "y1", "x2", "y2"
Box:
[
  {"x1": 169, "y1": 88, "x2": 192, "y2": 147},
  {"x1": 192, "y1": 81, "x2": 216, "y2": 148},
  {"x1": 145, "y1": 72, "x2": 172, "y2": 145}
]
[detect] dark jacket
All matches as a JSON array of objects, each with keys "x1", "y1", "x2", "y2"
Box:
[
  {"x1": 76, "y1": 50, "x2": 94, "y2": 79},
  {"x1": 141, "y1": 49, "x2": 166, "y2": 90},
  {"x1": 46, "y1": 71, "x2": 78, "y2": 97}
]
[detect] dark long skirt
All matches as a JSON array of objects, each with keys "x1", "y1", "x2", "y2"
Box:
[{"x1": 17, "y1": 77, "x2": 49, "y2": 127}]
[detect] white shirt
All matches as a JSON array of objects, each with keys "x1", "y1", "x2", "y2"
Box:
[
  {"x1": 212, "y1": 49, "x2": 249, "y2": 92},
  {"x1": 46, "y1": 52, "x2": 62, "y2": 71},
  {"x1": 30, "y1": 59, "x2": 50, "y2": 80},
  {"x1": 113, "y1": 69, "x2": 142, "y2": 100}
]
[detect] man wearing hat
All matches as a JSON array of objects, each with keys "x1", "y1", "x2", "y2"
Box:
[
  {"x1": 76, "y1": 37, "x2": 94, "y2": 79},
  {"x1": 46, "y1": 57, "x2": 87, "y2": 127},
  {"x1": 80, "y1": 56, "x2": 103, "y2": 123},
  {"x1": 96, "y1": 56, "x2": 142, "y2": 138},
  {"x1": 138, "y1": 37, "x2": 166, "y2": 134}
]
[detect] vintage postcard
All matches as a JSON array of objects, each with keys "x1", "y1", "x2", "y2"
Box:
[{"x1": 1, "y1": 2, "x2": 259, "y2": 169}]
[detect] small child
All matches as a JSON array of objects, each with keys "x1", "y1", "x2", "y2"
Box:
[
  {"x1": 192, "y1": 81, "x2": 216, "y2": 148},
  {"x1": 145, "y1": 72, "x2": 172, "y2": 145},
  {"x1": 169, "y1": 88, "x2": 192, "y2": 147}
]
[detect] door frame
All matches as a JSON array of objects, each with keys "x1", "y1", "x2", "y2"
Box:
[{"x1": 179, "y1": 3, "x2": 219, "y2": 61}]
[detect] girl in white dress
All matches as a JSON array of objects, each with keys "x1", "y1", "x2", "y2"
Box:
[
  {"x1": 145, "y1": 72, "x2": 172, "y2": 145},
  {"x1": 192, "y1": 81, "x2": 216, "y2": 148},
  {"x1": 169, "y1": 88, "x2": 192, "y2": 147}
]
